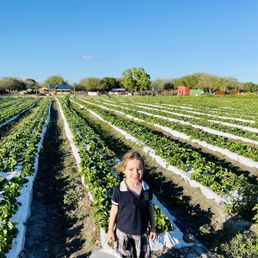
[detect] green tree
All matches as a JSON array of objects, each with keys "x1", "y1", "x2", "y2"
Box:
[
  {"x1": 172, "y1": 78, "x2": 184, "y2": 88},
  {"x1": 195, "y1": 73, "x2": 211, "y2": 92},
  {"x1": 25, "y1": 78, "x2": 40, "y2": 90},
  {"x1": 70, "y1": 82, "x2": 85, "y2": 93},
  {"x1": 79, "y1": 77, "x2": 101, "y2": 91},
  {"x1": 0, "y1": 77, "x2": 26, "y2": 91},
  {"x1": 163, "y1": 81, "x2": 174, "y2": 90},
  {"x1": 44, "y1": 75, "x2": 65, "y2": 87},
  {"x1": 179, "y1": 74, "x2": 198, "y2": 88},
  {"x1": 100, "y1": 77, "x2": 121, "y2": 91},
  {"x1": 219, "y1": 77, "x2": 239, "y2": 91},
  {"x1": 132, "y1": 67, "x2": 151, "y2": 94},
  {"x1": 151, "y1": 79, "x2": 163, "y2": 93},
  {"x1": 122, "y1": 67, "x2": 150, "y2": 94},
  {"x1": 243, "y1": 82, "x2": 258, "y2": 92},
  {"x1": 172, "y1": 73, "x2": 241, "y2": 93},
  {"x1": 151, "y1": 79, "x2": 174, "y2": 93},
  {"x1": 121, "y1": 69, "x2": 137, "y2": 93}
]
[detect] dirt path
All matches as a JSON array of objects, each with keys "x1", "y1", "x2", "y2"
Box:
[{"x1": 20, "y1": 102, "x2": 100, "y2": 258}]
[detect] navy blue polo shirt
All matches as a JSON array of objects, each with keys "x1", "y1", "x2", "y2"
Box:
[{"x1": 111, "y1": 179, "x2": 153, "y2": 235}]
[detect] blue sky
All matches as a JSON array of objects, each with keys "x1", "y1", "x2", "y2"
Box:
[{"x1": 1, "y1": 0, "x2": 258, "y2": 84}]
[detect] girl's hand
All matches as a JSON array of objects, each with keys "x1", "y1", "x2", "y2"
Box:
[
  {"x1": 108, "y1": 230, "x2": 117, "y2": 242},
  {"x1": 149, "y1": 227, "x2": 157, "y2": 241}
]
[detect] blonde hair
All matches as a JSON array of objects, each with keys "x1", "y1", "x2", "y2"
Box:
[{"x1": 119, "y1": 151, "x2": 145, "y2": 172}]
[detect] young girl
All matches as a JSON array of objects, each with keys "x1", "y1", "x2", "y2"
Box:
[{"x1": 108, "y1": 151, "x2": 156, "y2": 258}]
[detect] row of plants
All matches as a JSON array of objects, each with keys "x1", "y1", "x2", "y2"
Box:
[
  {"x1": 0, "y1": 97, "x2": 22, "y2": 103},
  {"x1": 142, "y1": 101, "x2": 256, "y2": 120},
  {"x1": 0, "y1": 99, "x2": 51, "y2": 257},
  {"x1": 0, "y1": 98, "x2": 25, "y2": 110},
  {"x1": 60, "y1": 97, "x2": 174, "y2": 234},
  {"x1": 88, "y1": 98, "x2": 258, "y2": 162},
  {"x1": 0, "y1": 97, "x2": 16, "y2": 104},
  {"x1": 96, "y1": 99, "x2": 258, "y2": 141},
  {"x1": 103, "y1": 96, "x2": 257, "y2": 120},
  {"x1": 129, "y1": 95, "x2": 258, "y2": 120},
  {"x1": 134, "y1": 102, "x2": 256, "y2": 127},
  {"x1": 104, "y1": 97, "x2": 256, "y2": 125},
  {"x1": 106, "y1": 96, "x2": 258, "y2": 128},
  {"x1": 74, "y1": 98, "x2": 258, "y2": 221},
  {"x1": 0, "y1": 98, "x2": 38, "y2": 126},
  {"x1": 0, "y1": 99, "x2": 50, "y2": 172}
]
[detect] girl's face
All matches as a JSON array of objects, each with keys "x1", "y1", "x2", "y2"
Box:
[{"x1": 123, "y1": 158, "x2": 143, "y2": 183}]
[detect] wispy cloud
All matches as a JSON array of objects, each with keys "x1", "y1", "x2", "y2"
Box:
[{"x1": 82, "y1": 55, "x2": 97, "y2": 61}]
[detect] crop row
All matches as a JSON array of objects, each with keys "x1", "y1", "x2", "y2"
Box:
[
  {"x1": 105, "y1": 98, "x2": 256, "y2": 126},
  {"x1": 138, "y1": 102, "x2": 256, "y2": 123},
  {"x1": 0, "y1": 99, "x2": 49, "y2": 172},
  {"x1": 0, "y1": 98, "x2": 38, "y2": 126},
  {"x1": 0, "y1": 99, "x2": 51, "y2": 256},
  {"x1": 87, "y1": 99, "x2": 258, "y2": 164},
  {"x1": 136, "y1": 102, "x2": 257, "y2": 128},
  {"x1": 102, "y1": 97, "x2": 257, "y2": 120},
  {"x1": 0, "y1": 98, "x2": 25, "y2": 110},
  {"x1": 94, "y1": 98, "x2": 258, "y2": 141},
  {"x1": 127, "y1": 96, "x2": 258, "y2": 119}
]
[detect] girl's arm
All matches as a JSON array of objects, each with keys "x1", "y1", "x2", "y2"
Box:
[
  {"x1": 108, "y1": 204, "x2": 119, "y2": 242},
  {"x1": 148, "y1": 203, "x2": 157, "y2": 240}
]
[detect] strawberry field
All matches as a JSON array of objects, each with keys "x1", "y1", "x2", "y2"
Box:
[{"x1": 0, "y1": 95, "x2": 257, "y2": 257}]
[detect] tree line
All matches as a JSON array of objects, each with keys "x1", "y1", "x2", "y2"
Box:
[{"x1": 0, "y1": 70, "x2": 257, "y2": 94}]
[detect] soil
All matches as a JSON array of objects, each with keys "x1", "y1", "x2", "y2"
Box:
[{"x1": 20, "y1": 101, "x2": 100, "y2": 258}]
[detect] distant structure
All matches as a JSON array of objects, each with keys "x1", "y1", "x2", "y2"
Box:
[
  {"x1": 109, "y1": 88, "x2": 129, "y2": 95},
  {"x1": 190, "y1": 89, "x2": 204, "y2": 96},
  {"x1": 39, "y1": 87, "x2": 49, "y2": 95},
  {"x1": 215, "y1": 90, "x2": 225, "y2": 96},
  {"x1": 177, "y1": 86, "x2": 190, "y2": 96},
  {"x1": 49, "y1": 83, "x2": 71, "y2": 95},
  {"x1": 230, "y1": 90, "x2": 238, "y2": 96}
]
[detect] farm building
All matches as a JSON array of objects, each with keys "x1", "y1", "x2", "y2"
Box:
[
  {"x1": 215, "y1": 90, "x2": 225, "y2": 96},
  {"x1": 230, "y1": 90, "x2": 238, "y2": 96},
  {"x1": 49, "y1": 83, "x2": 71, "y2": 95},
  {"x1": 109, "y1": 88, "x2": 129, "y2": 95},
  {"x1": 177, "y1": 86, "x2": 190, "y2": 96},
  {"x1": 190, "y1": 89, "x2": 204, "y2": 96},
  {"x1": 87, "y1": 91, "x2": 100, "y2": 96},
  {"x1": 39, "y1": 87, "x2": 49, "y2": 95}
]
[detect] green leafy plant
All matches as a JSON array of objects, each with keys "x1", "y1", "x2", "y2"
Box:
[{"x1": 219, "y1": 232, "x2": 258, "y2": 258}]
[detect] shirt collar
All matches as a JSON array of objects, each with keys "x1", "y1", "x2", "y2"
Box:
[{"x1": 120, "y1": 179, "x2": 149, "y2": 192}]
